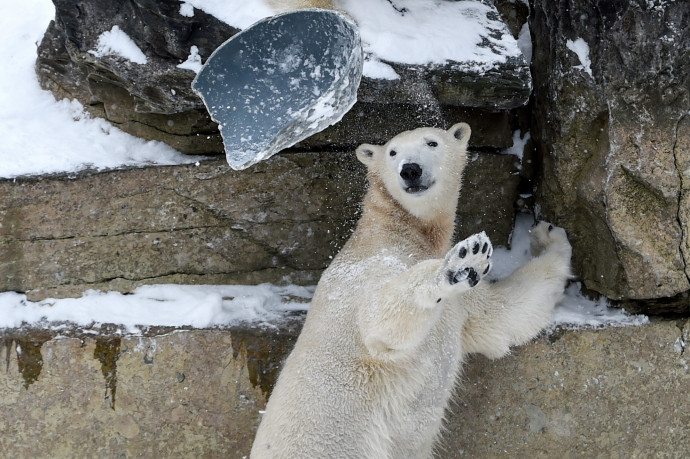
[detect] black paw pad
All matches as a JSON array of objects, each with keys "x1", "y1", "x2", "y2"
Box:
[
  {"x1": 458, "y1": 247, "x2": 467, "y2": 258},
  {"x1": 483, "y1": 264, "x2": 490, "y2": 275},
  {"x1": 467, "y1": 268, "x2": 479, "y2": 287},
  {"x1": 482, "y1": 242, "x2": 488, "y2": 254},
  {"x1": 548, "y1": 224, "x2": 554, "y2": 232},
  {"x1": 472, "y1": 242, "x2": 480, "y2": 254}
]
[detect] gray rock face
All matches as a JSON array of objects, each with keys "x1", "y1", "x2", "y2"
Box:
[
  {"x1": 530, "y1": 0, "x2": 690, "y2": 301},
  {"x1": 35, "y1": 0, "x2": 531, "y2": 155},
  {"x1": 0, "y1": 152, "x2": 519, "y2": 300}
]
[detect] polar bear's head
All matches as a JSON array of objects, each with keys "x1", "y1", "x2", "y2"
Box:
[{"x1": 356, "y1": 123, "x2": 471, "y2": 221}]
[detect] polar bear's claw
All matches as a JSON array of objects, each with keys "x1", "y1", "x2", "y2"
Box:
[{"x1": 442, "y1": 232, "x2": 492, "y2": 291}]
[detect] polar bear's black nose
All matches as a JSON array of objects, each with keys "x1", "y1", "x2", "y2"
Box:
[{"x1": 400, "y1": 163, "x2": 423, "y2": 182}]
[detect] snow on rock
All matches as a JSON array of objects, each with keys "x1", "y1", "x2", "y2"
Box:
[
  {"x1": 179, "y1": 1, "x2": 195, "y2": 17},
  {"x1": 177, "y1": 45, "x2": 203, "y2": 73},
  {"x1": 189, "y1": 0, "x2": 523, "y2": 79},
  {"x1": 363, "y1": 57, "x2": 400, "y2": 81},
  {"x1": 566, "y1": 37, "x2": 593, "y2": 77},
  {"x1": 89, "y1": 25, "x2": 148, "y2": 65},
  {"x1": 518, "y1": 22, "x2": 532, "y2": 64},
  {"x1": 553, "y1": 283, "x2": 649, "y2": 329},
  {"x1": 0, "y1": 213, "x2": 647, "y2": 334},
  {"x1": 501, "y1": 129, "x2": 530, "y2": 165},
  {"x1": 185, "y1": 0, "x2": 273, "y2": 29},
  {"x1": 0, "y1": 0, "x2": 199, "y2": 179},
  {"x1": 341, "y1": 0, "x2": 521, "y2": 71},
  {"x1": 0, "y1": 284, "x2": 314, "y2": 334}
]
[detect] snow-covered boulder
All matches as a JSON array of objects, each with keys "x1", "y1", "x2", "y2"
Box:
[{"x1": 35, "y1": 0, "x2": 531, "y2": 155}]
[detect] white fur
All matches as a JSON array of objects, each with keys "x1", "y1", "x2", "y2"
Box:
[{"x1": 251, "y1": 123, "x2": 572, "y2": 458}]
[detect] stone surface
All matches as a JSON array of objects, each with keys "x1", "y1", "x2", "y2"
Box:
[
  {"x1": 35, "y1": 0, "x2": 530, "y2": 155},
  {"x1": 0, "y1": 151, "x2": 519, "y2": 300},
  {"x1": 443, "y1": 319, "x2": 690, "y2": 457},
  {"x1": 0, "y1": 328, "x2": 270, "y2": 457},
  {"x1": 1, "y1": 320, "x2": 688, "y2": 457},
  {"x1": 530, "y1": 0, "x2": 690, "y2": 301},
  {"x1": 301, "y1": 104, "x2": 517, "y2": 151}
]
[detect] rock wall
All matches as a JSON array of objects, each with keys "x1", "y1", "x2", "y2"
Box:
[
  {"x1": 0, "y1": 153, "x2": 519, "y2": 300},
  {"x1": 530, "y1": 0, "x2": 690, "y2": 307},
  {"x1": 1, "y1": 321, "x2": 688, "y2": 457},
  {"x1": 9, "y1": 0, "x2": 532, "y2": 301},
  {"x1": 10, "y1": 2, "x2": 528, "y2": 300}
]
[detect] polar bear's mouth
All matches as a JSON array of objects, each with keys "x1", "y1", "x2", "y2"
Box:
[{"x1": 405, "y1": 182, "x2": 435, "y2": 194}]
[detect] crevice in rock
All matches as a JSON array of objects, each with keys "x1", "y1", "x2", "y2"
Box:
[
  {"x1": 673, "y1": 319, "x2": 689, "y2": 356},
  {"x1": 66, "y1": 266, "x2": 321, "y2": 290},
  {"x1": 671, "y1": 112, "x2": 690, "y2": 286},
  {"x1": 12, "y1": 224, "x2": 240, "y2": 243}
]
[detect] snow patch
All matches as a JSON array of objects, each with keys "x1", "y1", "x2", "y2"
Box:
[
  {"x1": 179, "y1": 1, "x2": 195, "y2": 17},
  {"x1": 363, "y1": 57, "x2": 400, "y2": 81},
  {"x1": 0, "y1": 0, "x2": 199, "y2": 179},
  {"x1": 501, "y1": 129, "x2": 530, "y2": 167},
  {"x1": 554, "y1": 283, "x2": 649, "y2": 329},
  {"x1": 517, "y1": 22, "x2": 532, "y2": 64},
  {"x1": 177, "y1": 45, "x2": 203, "y2": 73},
  {"x1": 89, "y1": 25, "x2": 148, "y2": 65},
  {"x1": 0, "y1": 284, "x2": 314, "y2": 334},
  {"x1": 184, "y1": 0, "x2": 273, "y2": 29},
  {"x1": 342, "y1": 0, "x2": 520, "y2": 70},
  {"x1": 566, "y1": 37, "x2": 593, "y2": 77}
]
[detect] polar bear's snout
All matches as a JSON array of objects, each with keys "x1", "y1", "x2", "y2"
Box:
[
  {"x1": 400, "y1": 162, "x2": 422, "y2": 182},
  {"x1": 400, "y1": 162, "x2": 434, "y2": 193}
]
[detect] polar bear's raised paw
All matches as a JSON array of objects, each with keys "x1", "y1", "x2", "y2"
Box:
[{"x1": 441, "y1": 232, "x2": 492, "y2": 290}]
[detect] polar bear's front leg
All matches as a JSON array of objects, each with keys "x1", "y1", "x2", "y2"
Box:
[
  {"x1": 358, "y1": 233, "x2": 492, "y2": 359},
  {"x1": 461, "y1": 222, "x2": 572, "y2": 358}
]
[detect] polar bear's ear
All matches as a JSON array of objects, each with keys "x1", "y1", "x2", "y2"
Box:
[
  {"x1": 356, "y1": 144, "x2": 381, "y2": 165},
  {"x1": 449, "y1": 122, "x2": 471, "y2": 145}
]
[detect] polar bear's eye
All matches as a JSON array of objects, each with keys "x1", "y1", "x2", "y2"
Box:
[
  {"x1": 427, "y1": 141, "x2": 438, "y2": 147},
  {"x1": 389, "y1": 150, "x2": 397, "y2": 157}
]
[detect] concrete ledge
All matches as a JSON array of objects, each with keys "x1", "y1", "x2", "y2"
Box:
[{"x1": 1, "y1": 319, "x2": 688, "y2": 457}]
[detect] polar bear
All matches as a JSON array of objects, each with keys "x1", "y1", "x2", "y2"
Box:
[{"x1": 250, "y1": 123, "x2": 572, "y2": 458}]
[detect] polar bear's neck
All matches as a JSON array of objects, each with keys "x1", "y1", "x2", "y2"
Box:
[{"x1": 356, "y1": 176, "x2": 456, "y2": 258}]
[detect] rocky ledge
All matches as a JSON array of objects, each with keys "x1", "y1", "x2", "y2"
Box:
[
  {"x1": 35, "y1": 0, "x2": 531, "y2": 154},
  {"x1": 1, "y1": 320, "x2": 688, "y2": 456},
  {"x1": 0, "y1": 151, "x2": 521, "y2": 300}
]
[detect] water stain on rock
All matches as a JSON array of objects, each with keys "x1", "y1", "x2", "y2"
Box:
[
  {"x1": 3, "y1": 332, "x2": 51, "y2": 389},
  {"x1": 94, "y1": 337, "x2": 122, "y2": 409},
  {"x1": 230, "y1": 315, "x2": 304, "y2": 398}
]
